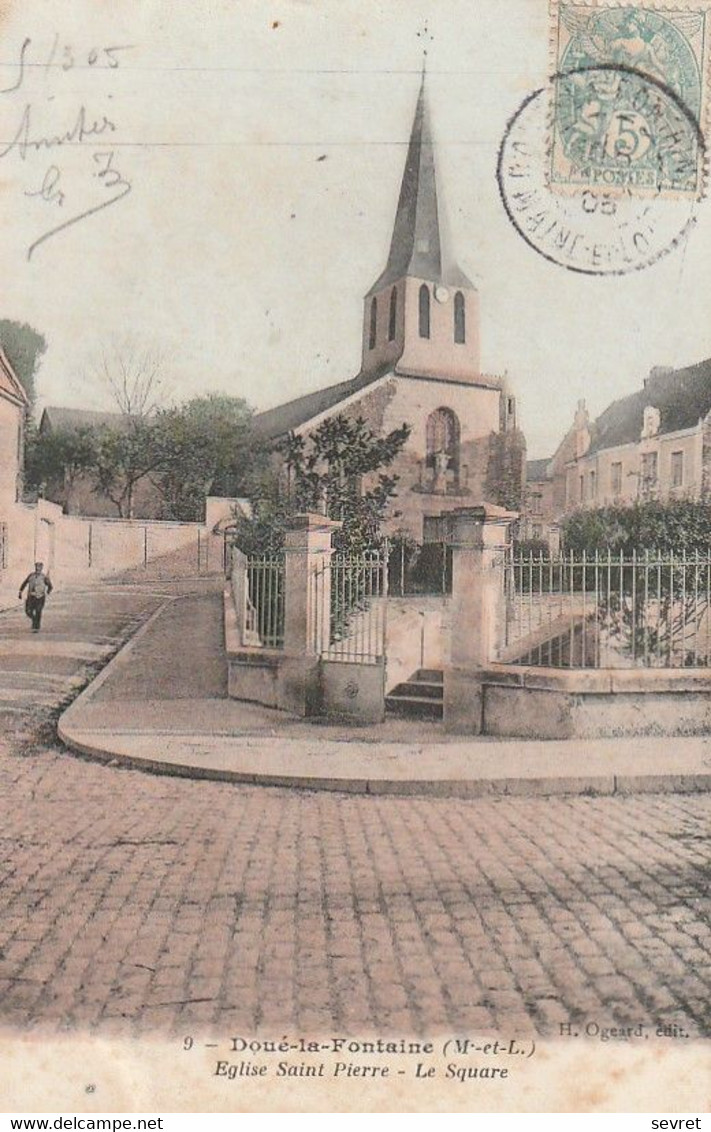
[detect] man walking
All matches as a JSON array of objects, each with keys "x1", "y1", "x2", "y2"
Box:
[{"x1": 18, "y1": 561, "x2": 53, "y2": 632}]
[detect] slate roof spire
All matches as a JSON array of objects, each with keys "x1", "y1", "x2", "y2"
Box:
[{"x1": 367, "y1": 67, "x2": 473, "y2": 296}]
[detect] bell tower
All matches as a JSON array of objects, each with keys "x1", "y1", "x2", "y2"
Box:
[{"x1": 360, "y1": 68, "x2": 482, "y2": 384}]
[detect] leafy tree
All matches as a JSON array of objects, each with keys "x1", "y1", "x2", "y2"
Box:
[
  {"x1": 0, "y1": 320, "x2": 47, "y2": 409},
  {"x1": 232, "y1": 414, "x2": 411, "y2": 554},
  {"x1": 92, "y1": 418, "x2": 161, "y2": 519},
  {"x1": 150, "y1": 395, "x2": 261, "y2": 520},
  {"x1": 24, "y1": 424, "x2": 100, "y2": 506},
  {"x1": 80, "y1": 338, "x2": 166, "y2": 518}
]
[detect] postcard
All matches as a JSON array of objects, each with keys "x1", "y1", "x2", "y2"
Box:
[{"x1": 0, "y1": 0, "x2": 709, "y2": 1115}]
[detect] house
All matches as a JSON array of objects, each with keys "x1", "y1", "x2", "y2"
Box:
[
  {"x1": 254, "y1": 71, "x2": 526, "y2": 544},
  {"x1": 0, "y1": 348, "x2": 27, "y2": 509},
  {"x1": 563, "y1": 362, "x2": 711, "y2": 510},
  {"x1": 520, "y1": 401, "x2": 590, "y2": 546},
  {"x1": 0, "y1": 348, "x2": 28, "y2": 576}
]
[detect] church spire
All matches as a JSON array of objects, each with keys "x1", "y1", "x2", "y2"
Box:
[{"x1": 367, "y1": 69, "x2": 472, "y2": 296}]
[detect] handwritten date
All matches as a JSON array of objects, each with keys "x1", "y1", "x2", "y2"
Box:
[
  {"x1": 1, "y1": 35, "x2": 134, "y2": 95},
  {"x1": 0, "y1": 34, "x2": 135, "y2": 260}
]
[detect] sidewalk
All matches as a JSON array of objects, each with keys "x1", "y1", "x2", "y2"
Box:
[{"x1": 58, "y1": 591, "x2": 711, "y2": 797}]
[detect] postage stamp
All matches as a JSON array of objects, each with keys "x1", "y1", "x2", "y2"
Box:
[
  {"x1": 549, "y1": 1, "x2": 711, "y2": 197},
  {"x1": 497, "y1": 80, "x2": 700, "y2": 273}
]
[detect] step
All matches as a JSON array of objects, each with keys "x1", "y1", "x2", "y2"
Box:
[
  {"x1": 388, "y1": 680, "x2": 443, "y2": 701},
  {"x1": 385, "y1": 693, "x2": 444, "y2": 719},
  {"x1": 412, "y1": 668, "x2": 443, "y2": 683}
]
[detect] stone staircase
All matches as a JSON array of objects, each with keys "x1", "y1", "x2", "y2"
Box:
[{"x1": 385, "y1": 668, "x2": 444, "y2": 719}]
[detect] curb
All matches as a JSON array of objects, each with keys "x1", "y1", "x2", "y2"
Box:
[
  {"x1": 55, "y1": 724, "x2": 711, "y2": 798},
  {"x1": 56, "y1": 593, "x2": 711, "y2": 799}
]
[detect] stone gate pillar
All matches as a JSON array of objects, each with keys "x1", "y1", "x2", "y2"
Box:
[
  {"x1": 444, "y1": 503, "x2": 518, "y2": 734},
  {"x1": 279, "y1": 512, "x2": 341, "y2": 716}
]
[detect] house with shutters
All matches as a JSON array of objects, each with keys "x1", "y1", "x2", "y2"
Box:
[
  {"x1": 520, "y1": 359, "x2": 711, "y2": 547},
  {"x1": 563, "y1": 361, "x2": 711, "y2": 511},
  {"x1": 254, "y1": 70, "x2": 526, "y2": 545}
]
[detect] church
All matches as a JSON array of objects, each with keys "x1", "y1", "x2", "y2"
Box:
[{"x1": 254, "y1": 71, "x2": 526, "y2": 544}]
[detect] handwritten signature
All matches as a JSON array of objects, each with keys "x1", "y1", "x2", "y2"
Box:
[{"x1": 0, "y1": 35, "x2": 135, "y2": 261}]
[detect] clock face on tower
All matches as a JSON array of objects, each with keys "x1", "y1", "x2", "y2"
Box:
[{"x1": 434, "y1": 285, "x2": 449, "y2": 303}]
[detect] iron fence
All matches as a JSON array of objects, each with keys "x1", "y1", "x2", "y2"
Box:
[
  {"x1": 313, "y1": 550, "x2": 387, "y2": 663},
  {"x1": 503, "y1": 550, "x2": 711, "y2": 669},
  {"x1": 244, "y1": 553, "x2": 285, "y2": 649}
]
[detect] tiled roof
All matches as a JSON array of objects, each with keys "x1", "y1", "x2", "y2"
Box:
[
  {"x1": 589, "y1": 359, "x2": 711, "y2": 454},
  {"x1": 253, "y1": 366, "x2": 391, "y2": 439},
  {"x1": 40, "y1": 406, "x2": 130, "y2": 433},
  {"x1": 526, "y1": 457, "x2": 551, "y2": 482}
]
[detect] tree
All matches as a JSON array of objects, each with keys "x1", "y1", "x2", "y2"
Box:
[
  {"x1": 0, "y1": 320, "x2": 47, "y2": 409},
  {"x1": 24, "y1": 424, "x2": 100, "y2": 506},
  {"x1": 91, "y1": 419, "x2": 161, "y2": 519},
  {"x1": 150, "y1": 395, "x2": 262, "y2": 521},
  {"x1": 91, "y1": 339, "x2": 165, "y2": 418},
  {"x1": 82, "y1": 338, "x2": 166, "y2": 518},
  {"x1": 233, "y1": 414, "x2": 411, "y2": 554}
]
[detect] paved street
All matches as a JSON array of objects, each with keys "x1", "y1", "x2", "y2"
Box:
[
  {"x1": 0, "y1": 580, "x2": 709, "y2": 1041},
  {"x1": 0, "y1": 582, "x2": 170, "y2": 734}
]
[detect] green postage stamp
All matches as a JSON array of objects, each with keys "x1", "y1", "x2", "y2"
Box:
[{"x1": 549, "y1": 1, "x2": 711, "y2": 196}]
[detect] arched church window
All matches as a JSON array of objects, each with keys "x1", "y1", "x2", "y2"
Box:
[
  {"x1": 454, "y1": 291, "x2": 465, "y2": 344},
  {"x1": 419, "y1": 284, "x2": 430, "y2": 339},
  {"x1": 388, "y1": 287, "x2": 397, "y2": 341},
  {"x1": 426, "y1": 407, "x2": 460, "y2": 480},
  {"x1": 369, "y1": 297, "x2": 377, "y2": 350}
]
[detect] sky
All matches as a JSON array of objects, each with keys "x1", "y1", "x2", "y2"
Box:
[{"x1": 2, "y1": 0, "x2": 711, "y2": 458}]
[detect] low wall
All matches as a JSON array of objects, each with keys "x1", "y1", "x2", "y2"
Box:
[
  {"x1": 320, "y1": 659, "x2": 385, "y2": 724},
  {"x1": 445, "y1": 664, "x2": 711, "y2": 739},
  {"x1": 0, "y1": 497, "x2": 237, "y2": 597},
  {"x1": 224, "y1": 585, "x2": 385, "y2": 721}
]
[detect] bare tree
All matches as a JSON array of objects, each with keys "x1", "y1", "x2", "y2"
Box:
[
  {"x1": 82, "y1": 338, "x2": 168, "y2": 518},
  {"x1": 91, "y1": 337, "x2": 166, "y2": 419}
]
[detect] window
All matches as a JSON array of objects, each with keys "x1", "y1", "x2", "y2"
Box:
[
  {"x1": 640, "y1": 451, "x2": 658, "y2": 492},
  {"x1": 642, "y1": 405, "x2": 661, "y2": 439},
  {"x1": 426, "y1": 407, "x2": 460, "y2": 483},
  {"x1": 530, "y1": 491, "x2": 543, "y2": 516},
  {"x1": 454, "y1": 291, "x2": 465, "y2": 344},
  {"x1": 419, "y1": 284, "x2": 430, "y2": 339},
  {"x1": 369, "y1": 296, "x2": 377, "y2": 350},
  {"x1": 671, "y1": 450, "x2": 684, "y2": 488},
  {"x1": 532, "y1": 524, "x2": 543, "y2": 541},
  {"x1": 611, "y1": 462, "x2": 622, "y2": 497},
  {"x1": 388, "y1": 287, "x2": 397, "y2": 341},
  {"x1": 579, "y1": 474, "x2": 584, "y2": 501},
  {"x1": 590, "y1": 470, "x2": 596, "y2": 499}
]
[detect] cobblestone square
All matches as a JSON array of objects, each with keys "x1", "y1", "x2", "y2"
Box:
[{"x1": 0, "y1": 584, "x2": 708, "y2": 1041}]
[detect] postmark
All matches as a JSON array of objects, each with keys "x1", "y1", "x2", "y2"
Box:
[
  {"x1": 497, "y1": 69, "x2": 703, "y2": 274},
  {"x1": 549, "y1": 2, "x2": 711, "y2": 197}
]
